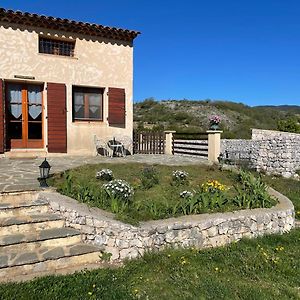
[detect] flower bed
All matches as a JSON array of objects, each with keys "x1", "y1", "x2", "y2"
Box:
[{"x1": 49, "y1": 164, "x2": 277, "y2": 224}]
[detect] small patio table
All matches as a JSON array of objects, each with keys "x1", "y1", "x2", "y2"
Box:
[{"x1": 107, "y1": 138, "x2": 124, "y2": 157}]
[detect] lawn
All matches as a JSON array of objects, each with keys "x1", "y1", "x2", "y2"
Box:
[
  {"x1": 0, "y1": 228, "x2": 299, "y2": 300},
  {"x1": 1, "y1": 164, "x2": 298, "y2": 299},
  {"x1": 49, "y1": 163, "x2": 275, "y2": 224},
  {"x1": 262, "y1": 174, "x2": 300, "y2": 220}
]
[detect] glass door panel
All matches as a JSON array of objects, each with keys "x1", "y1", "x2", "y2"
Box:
[
  {"x1": 6, "y1": 83, "x2": 43, "y2": 149},
  {"x1": 27, "y1": 85, "x2": 43, "y2": 145},
  {"x1": 7, "y1": 83, "x2": 23, "y2": 148}
]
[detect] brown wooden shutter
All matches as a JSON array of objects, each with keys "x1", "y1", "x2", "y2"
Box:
[
  {"x1": 0, "y1": 79, "x2": 4, "y2": 153},
  {"x1": 47, "y1": 82, "x2": 67, "y2": 153},
  {"x1": 108, "y1": 87, "x2": 126, "y2": 127}
]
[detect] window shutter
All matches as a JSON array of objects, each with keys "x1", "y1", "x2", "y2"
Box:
[
  {"x1": 47, "y1": 82, "x2": 67, "y2": 153},
  {"x1": 0, "y1": 79, "x2": 4, "y2": 153},
  {"x1": 108, "y1": 87, "x2": 125, "y2": 127}
]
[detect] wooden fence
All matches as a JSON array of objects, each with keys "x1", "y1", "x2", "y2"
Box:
[
  {"x1": 172, "y1": 132, "x2": 209, "y2": 158},
  {"x1": 133, "y1": 131, "x2": 165, "y2": 154}
]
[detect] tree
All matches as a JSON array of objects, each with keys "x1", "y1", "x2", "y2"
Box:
[{"x1": 277, "y1": 117, "x2": 300, "y2": 133}]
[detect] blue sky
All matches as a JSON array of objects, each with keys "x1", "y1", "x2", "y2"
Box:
[{"x1": 2, "y1": 1, "x2": 300, "y2": 106}]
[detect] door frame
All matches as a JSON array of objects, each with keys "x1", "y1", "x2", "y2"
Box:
[{"x1": 5, "y1": 81, "x2": 44, "y2": 149}]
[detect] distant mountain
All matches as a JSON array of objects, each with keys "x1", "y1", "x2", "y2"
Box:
[{"x1": 133, "y1": 99, "x2": 300, "y2": 139}]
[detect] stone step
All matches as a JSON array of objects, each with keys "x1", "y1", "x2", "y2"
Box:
[
  {"x1": 0, "y1": 227, "x2": 82, "y2": 252},
  {"x1": 0, "y1": 201, "x2": 49, "y2": 218},
  {"x1": 0, "y1": 244, "x2": 102, "y2": 282},
  {"x1": 1, "y1": 261, "x2": 106, "y2": 283},
  {"x1": 0, "y1": 191, "x2": 39, "y2": 206},
  {"x1": 0, "y1": 213, "x2": 65, "y2": 235}
]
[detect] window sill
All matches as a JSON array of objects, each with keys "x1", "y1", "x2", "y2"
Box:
[
  {"x1": 73, "y1": 120, "x2": 104, "y2": 124},
  {"x1": 37, "y1": 53, "x2": 79, "y2": 60}
]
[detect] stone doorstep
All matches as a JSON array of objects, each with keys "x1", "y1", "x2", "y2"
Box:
[
  {"x1": 0, "y1": 227, "x2": 81, "y2": 247},
  {"x1": 0, "y1": 243, "x2": 101, "y2": 269}
]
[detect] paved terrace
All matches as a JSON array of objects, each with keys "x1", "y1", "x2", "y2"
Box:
[{"x1": 0, "y1": 155, "x2": 210, "y2": 193}]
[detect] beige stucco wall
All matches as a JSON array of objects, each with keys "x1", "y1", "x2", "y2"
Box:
[{"x1": 0, "y1": 22, "x2": 134, "y2": 155}]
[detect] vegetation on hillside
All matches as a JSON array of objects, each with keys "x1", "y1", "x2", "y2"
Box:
[{"x1": 134, "y1": 98, "x2": 300, "y2": 138}]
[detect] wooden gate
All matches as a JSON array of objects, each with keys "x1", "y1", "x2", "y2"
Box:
[
  {"x1": 172, "y1": 132, "x2": 208, "y2": 158},
  {"x1": 133, "y1": 131, "x2": 165, "y2": 154}
]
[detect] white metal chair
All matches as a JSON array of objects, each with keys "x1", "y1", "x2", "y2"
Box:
[
  {"x1": 93, "y1": 135, "x2": 113, "y2": 157},
  {"x1": 113, "y1": 135, "x2": 133, "y2": 156},
  {"x1": 120, "y1": 135, "x2": 133, "y2": 156}
]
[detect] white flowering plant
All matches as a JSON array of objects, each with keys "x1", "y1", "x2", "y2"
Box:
[
  {"x1": 96, "y1": 169, "x2": 113, "y2": 181},
  {"x1": 102, "y1": 179, "x2": 134, "y2": 202},
  {"x1": 180, "y1": 190, "x2": 194, "y2": 198},
  {"x1": 172, "y1": 170, "x2": 189, "y2": 184}
]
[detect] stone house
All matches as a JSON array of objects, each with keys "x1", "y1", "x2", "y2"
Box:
[{"x1": 0, "y1": 8, "x2": 139, "y2": 156}]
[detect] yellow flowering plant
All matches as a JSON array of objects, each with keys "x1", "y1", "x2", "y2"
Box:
[{"x1": 201, "y1": 180, "x2": 227, "y2": 193}]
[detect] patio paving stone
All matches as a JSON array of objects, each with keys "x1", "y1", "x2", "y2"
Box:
[{"x1": 0, "y1": 154, "x2": 210, "y2": 192}]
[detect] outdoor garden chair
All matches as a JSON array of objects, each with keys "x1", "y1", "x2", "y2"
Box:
[{"x1": 93, "y1": 134, "x2": 113, "y2": 157}]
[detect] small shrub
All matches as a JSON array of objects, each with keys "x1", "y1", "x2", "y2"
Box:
[
  {"x1": 176, "y1": 180, "x2": 229, "y2": 215},
  {"x1": 140, "y1": 166, "x2": 159, "y2": 189},
  {"x1": 233, "y1": 170, "x2": 276, "y2": 208},
  {"x1": 172, "y1": 170, "x2": 189, "y2": 185},
  {"x1": 103, "y1": 179, "x2": 134, "y2": 202},
  {"x1": 96, "y1": 169, "x2": 113, "y2": 181}
]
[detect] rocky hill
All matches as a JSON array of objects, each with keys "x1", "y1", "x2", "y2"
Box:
[{"x1": 133, "y1": 98, "x2": 300, "y2": 139}]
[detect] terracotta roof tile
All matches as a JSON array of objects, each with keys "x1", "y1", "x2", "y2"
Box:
[{"x1": 0, "y1": 8, "x2": 140, "y2": 42}]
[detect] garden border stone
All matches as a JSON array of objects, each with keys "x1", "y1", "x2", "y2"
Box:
[{"x1": 40, "y1": 187, "x2": 295, "y2": 262}]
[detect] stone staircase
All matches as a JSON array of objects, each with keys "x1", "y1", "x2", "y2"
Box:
[{"x1": 0, "y1": 191, "x2": 102, "y2": 282}]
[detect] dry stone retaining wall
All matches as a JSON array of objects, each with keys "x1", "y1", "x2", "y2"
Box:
[
  {"x1": 251, "y1": 129, "x2": 300, "y2": 178},
  {"x1": 221, "y1": 129, "x2": 300, "y2": 177},
  {"x1": 41, "y1": 188, "x2": 295, "y2": 262}
]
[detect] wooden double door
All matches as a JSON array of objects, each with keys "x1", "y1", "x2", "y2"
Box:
[{"x1": 6, "y1": 83, "x2": 44, "y2": 149}]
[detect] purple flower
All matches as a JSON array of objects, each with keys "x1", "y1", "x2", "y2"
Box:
[{"x1": 209, "y1": 115, "x2": 221, "y2": 124}]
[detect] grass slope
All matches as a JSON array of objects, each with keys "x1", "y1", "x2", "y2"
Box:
[
  {"x1": 0, "y1": 229, "x2": 299, "y2": 300},
  {"x1": 0, "y1": 168, "x2": 299, "y2": 299}
]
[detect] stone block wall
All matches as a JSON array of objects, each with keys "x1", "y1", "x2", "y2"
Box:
[
  {"x1": 41, "y1": 188, "x2": 295, "y2": 262},
  {"x1": 221, "y1": 129, "x2": 300, "y2": 177},
  {"x1": 251, "y1": 129, "x2": 300, "y2": 178},
  {"x1": 221, "y1": 139, "x2": 254, "y2": 160}
]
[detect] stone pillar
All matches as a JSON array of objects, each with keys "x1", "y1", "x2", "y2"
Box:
[
  {"x1": 164, "y1": 131, "x2": 176, "y2": 155},
  {"x1": 207, "y1": 130, "x2": 222, "y2": 162}
]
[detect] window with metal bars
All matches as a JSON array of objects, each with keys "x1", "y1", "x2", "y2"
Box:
[{"x1": 39, "y1": 37, "x2": 75, "y2": 57}]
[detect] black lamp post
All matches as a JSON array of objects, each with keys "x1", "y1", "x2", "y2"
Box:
[{"x1": 38, "y1": 158, "x2": 51, "y2": 187}]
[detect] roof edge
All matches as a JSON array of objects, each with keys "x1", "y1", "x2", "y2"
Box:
[{"x1": 0, "y1": 7, "x2": 140, "y2": 42}]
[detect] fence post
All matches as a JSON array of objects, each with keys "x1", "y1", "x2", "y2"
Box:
[
  {"x1": 207, "y1": 130, "x2": 222, "y2": 162},
  {"x1": 164, "y1": 131, "x2": 176, "y2": 155}
]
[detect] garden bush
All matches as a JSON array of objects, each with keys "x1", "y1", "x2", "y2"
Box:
[{"x1": 140, "y1": 166, "x2": 159, "y2": 189}]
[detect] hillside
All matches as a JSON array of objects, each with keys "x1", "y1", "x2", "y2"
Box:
[{"x1": 133, "y1": 99, "x2": 300, "y2": 139}]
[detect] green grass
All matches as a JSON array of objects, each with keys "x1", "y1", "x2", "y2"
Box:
[
  {"x1": 262, "y1": 174, "x2": 300, "y2": 220},
  {"x1": 48, "y1": 163, "x2": 272, "y2": 224},
  {"x1": 1, "y1": 229, "x2": 299, "y2": 300}
]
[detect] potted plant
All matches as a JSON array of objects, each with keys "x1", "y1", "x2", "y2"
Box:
[{"x1": 209, "y1": 115, "x2": 221, "y2": 130}]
